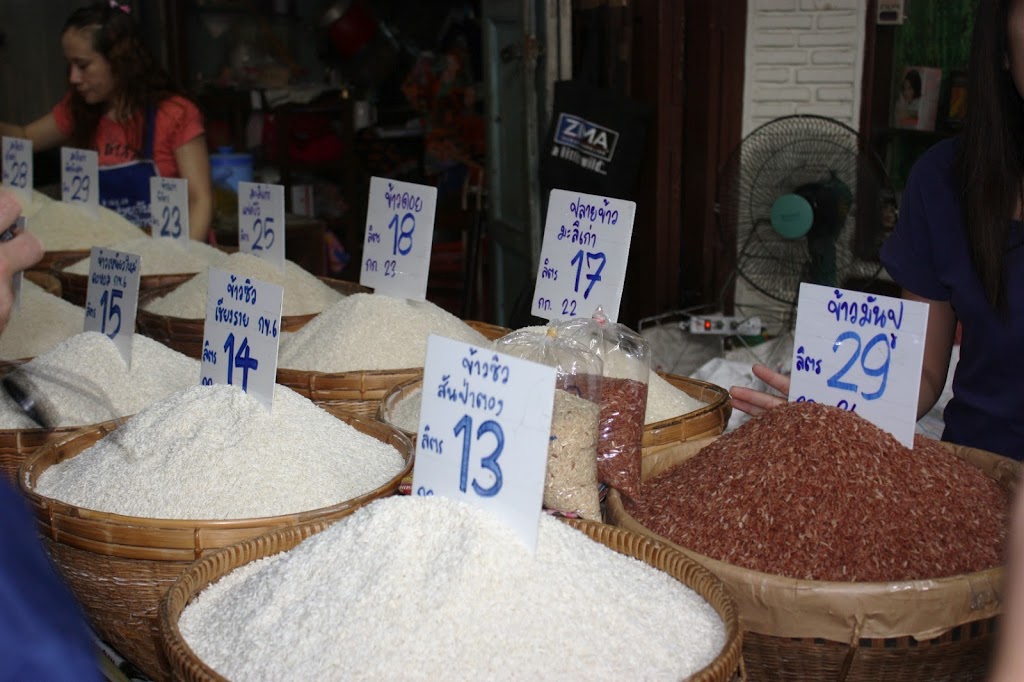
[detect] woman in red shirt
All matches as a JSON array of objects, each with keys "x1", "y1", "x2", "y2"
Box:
[{"x1": 0, "y1": 2, "x2": 212, "y2": 240}]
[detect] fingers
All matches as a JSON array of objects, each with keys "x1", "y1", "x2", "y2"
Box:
[
  {"x1": 0, "y1": 230, "x2": 43, "y2": 277},
  {"x1": 729, "y1": 384, "x2": 787, "y2": 417},
  {"x1": 751, "y1": 363, "x2": 791, "y2": 396}
]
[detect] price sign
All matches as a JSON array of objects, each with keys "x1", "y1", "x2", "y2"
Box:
[
  {"x1": 412, "y1": 335, "x2": 555, "y2": 552},
  {"x1": 150, "y1": 177, "x2": 190, "y2": 247},
  {"x1": 83, "y1": 247, "x2": 141, "y2": 366},
  {"x1": 532, "y1": 189, "x2": 636, "y2": 323},
  {"x1": 237, "y1": 181, "x2": 285, "y2": 270},
  {"x1": 61, "y1": 147, "x2": 98, "y2": 212},
  {"x1": 359, "y1": 176, "x2": 437, "y2": 300},
  {"x1": 2, "y1": 136, "x2": 32, "y2": 206},
  {"x1": 789, "y1": 283, "x2": 929, "y2": 447},
  {"x1": 200, "y1": 267, "x2": 283, "y2": 411}
]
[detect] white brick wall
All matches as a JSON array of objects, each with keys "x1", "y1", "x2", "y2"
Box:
[{"x1": 743, "y1": 1, "x2": 867, "y2": 135}]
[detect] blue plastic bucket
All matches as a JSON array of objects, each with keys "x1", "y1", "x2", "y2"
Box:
[{"x1": 209, "y1": 147, "x2": 253, "y2": 193}]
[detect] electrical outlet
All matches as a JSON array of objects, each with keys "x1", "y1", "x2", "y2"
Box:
[{"x1": 684, "y1": 315, "x2": 761, "y2": 336}]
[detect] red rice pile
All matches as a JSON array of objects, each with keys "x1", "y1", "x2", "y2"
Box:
[{"x1": 625, "y1": 401, "x2": 1011, "y2": 582}]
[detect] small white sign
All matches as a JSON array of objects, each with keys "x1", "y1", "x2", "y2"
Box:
[
  {"x1": 200, "y1": 267, "x2": 283, "y2": 411},
  {"x1": 237, "y1": 181, "x2": 285, "y2": 270},
  {"x1": 789, "y1": 283, "x2": 929, "y2": 448},
  {"x1": 83, "y1": 247, "x2": 142, "y2": 366},
  {"x1": 2, "y1": 136, "x2": 33, "y2": 206},
  {"x1": 150, "y1": 177, "x2": 190, "y2": 247},
  {"x1": 61, "y1": 147, "x2": 98, "y2": 212},
  {"x1": 359, "y1": 176, "x2": 437, "y2": 301},
  {"x1": 412, "y1": 335, "x2": 554, "y2": 552},
  {"x1": 532, "y1": 189, "x2": 636, "y2": 323}
]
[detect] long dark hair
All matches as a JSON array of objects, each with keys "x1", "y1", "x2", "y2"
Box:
[
  {"x1": 955, "y1": 0, "x2": 1024, "y2": 311},
  {"x1": 63, "y1": 2, "x2": 178, "y2": 152}
]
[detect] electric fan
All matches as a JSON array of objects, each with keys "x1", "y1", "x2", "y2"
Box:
[{"x1": 717, "y1": 115, "x2": 891, "y2": 311}]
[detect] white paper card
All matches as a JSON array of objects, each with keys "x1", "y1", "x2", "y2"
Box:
[
  {"x1": 150, "y1": 177, "x2": 190, "y2": 247},
  {"x1": 2, "y1": 136, "x2": 32, "y2": 206},
  {"x1": 200, "y1": 267, "x2": 283, "y2": 411},
  {"x1": 61, "y1": 147, "x2": 98, "y2": 212},
  {"x1": 359, "y1": 176, "x2": 437, "y2": 301},
  {"x1": 413, "y1": 335, "x2": 554, "y2": 552},
  {"x1": 532, "y1": 189, "x2": 636, "y2": 323},
  {"x1": 237, "y1": 181, "x2": 285, "y2": 271},
  {"x1": 789, "y1": 283, "x2": 929, "y2": 447},
  {"x1": 83, "y1": 247, "x2": 141, "y2": 367}
]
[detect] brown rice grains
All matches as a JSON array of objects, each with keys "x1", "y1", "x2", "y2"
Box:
[{"x1": 625, "y1": 401, "x2": 1011, "y2": 582}]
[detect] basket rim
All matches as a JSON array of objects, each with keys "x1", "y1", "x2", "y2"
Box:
[
  {"x1": 158, "y1": 514, "x2": 743, "y2": 682},
  {"x1": 19, "y1": 410, "x2": 414, "y2": 531}
]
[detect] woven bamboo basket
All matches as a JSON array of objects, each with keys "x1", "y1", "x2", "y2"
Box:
[
  {"x1": 279, "y1": 319, "x2": 510, "y2": 416},
  {"x1": 159, "y1": 515, "x2": 744, "y2": 682},
  {"x1": 18, "y1": 408, "x2": 413, "y2": 682},
  {"x1": 605, "y1": 437, "x2": 1018, "y2": 682},
  {"x1": 136, "y1": 277, "x2": 370, "y2": 358},
  {"x1": 24, "y1": 269, "x2": 62, "y2": 297},
  {"x1": 51, "y1": 253, "x2": 197, "y2": 307},
  {"x1": 378, "y1": 371, "x2": 732, "y2": 448}
]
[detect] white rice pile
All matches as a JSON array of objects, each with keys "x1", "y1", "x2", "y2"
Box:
[
  {"x1": 25, "y1": 200, "x2": 146, "y2": 251},
  {"x1": 34, "y1": 383, "x2": 406, "y2": 519},
  {"x1": 63, "y1": 236, "x2": 228, "y2": 275},
  {"x1": 179, "y1": 495, "x2": 726, "y2": 680},
  {"x1": 278, "y1": 292, "x2": 488, "y2": 372},
  {"x1": 17, "y1": 190, "x2": 54, "y2": 220},
  {"x1": 645, "y1": 371, "x2": 707, "y2": 424},
  {"x1": 142, "y1": 252, "x2": 342, "y2": 318},
  {"x1": 0, "y1": 279, "x2": 85, "y2": 359},
  {"x1": 0, "y1": 332, "x2": 198, "y2": 429}
]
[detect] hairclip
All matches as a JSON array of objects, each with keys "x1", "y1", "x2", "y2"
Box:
[{"x1": 109, "y1": 0, "x2": 130, "y2": 14}]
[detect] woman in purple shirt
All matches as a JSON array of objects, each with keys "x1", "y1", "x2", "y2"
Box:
[{"x1": 731, "y1": 0, "x2": 1024, "y2": 463}]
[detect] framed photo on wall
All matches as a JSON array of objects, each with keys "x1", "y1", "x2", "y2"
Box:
[{"x1": 892, "y1": 66, "x2": 943, "y2": 132}]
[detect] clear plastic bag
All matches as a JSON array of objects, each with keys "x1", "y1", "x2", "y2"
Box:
[
  {"x1": 493, "y1": 327, "x2": 603, "y2": 520},
  {"x1": 561, "y1": 308, "x2": 651, "y2": 499}
]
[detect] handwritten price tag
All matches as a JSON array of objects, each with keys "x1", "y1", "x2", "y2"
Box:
[
  {"x1": 237, "y1": 181, "x2": 285, "y2": 270},
  {"x1": 789, "y1": 283, "x2": 929, "y2": 447},
  {"x1": 83, "y1": 247, "x2": 141, "y2": 366},
  {"x1": 412, "y1": 335, "x2": 554, "y2": 552},
  {"x1": 61, "y1": 147, "x2": 98, "y2": 212},
  {"x1": 200, "y1": 267, "x2": 283, "y2": 411},
  {"x1": 2, "y1": 136, "x2": 33, "y2": 206},
  {"x1": 359, "y1": 176, "x2": 437, "y2": 301},
  {"x1": 150, "y1": 177, "x2": 190, "y2": 247},
  {"x1": 532, "y1": 189, "x2": 636, "y2": 323}
]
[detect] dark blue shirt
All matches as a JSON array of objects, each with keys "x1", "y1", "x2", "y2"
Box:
[
  {"x1": 881, "y1": 136, "x2": 1024, "y2": 460},
  {"x1": 0, "y1": 481, "x2": 99, "y2": 681}
]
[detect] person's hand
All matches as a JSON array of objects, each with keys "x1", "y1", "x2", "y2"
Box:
[
  {"x1": 729, "y1": 363, "x2": 790, "y2": 417},
  {"x1": 0, "y1": 190, "x2": 44, "y2": 332}
]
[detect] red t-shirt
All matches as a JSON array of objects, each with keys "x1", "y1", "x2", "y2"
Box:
[{"x1": 51, "y1": 93, "x2": 204, "y2": 178}]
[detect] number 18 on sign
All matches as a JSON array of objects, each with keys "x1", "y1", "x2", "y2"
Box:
[
  {"x1": 83, "y1": 247, "x2": 141, "y2": 366},
  {"x1": 532, "y1": 189, "x2": 636, "y2": 323},
  {"x1": 789, "y1": 283, "x2": 929, "y2": 447},
  {"x1": 200, "y1": 268, "x2": 284, "y2": 411},
  {"x1": 359, "y1": 176, "x2": 437, "y2": 301},
  {"x1": 413, "y1": 335, "x2": 555, "y2": 552}
]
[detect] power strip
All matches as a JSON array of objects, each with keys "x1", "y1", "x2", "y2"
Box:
[{"x1": 684, "y1": 315, "x2": 762, "y2": 336}]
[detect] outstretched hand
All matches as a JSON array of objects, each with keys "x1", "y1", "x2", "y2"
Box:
[{"x1": 729, "y1": 363, "x2": 791, "y2": 417}]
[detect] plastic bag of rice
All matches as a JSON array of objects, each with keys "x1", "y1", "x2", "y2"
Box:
[{"x1": 178, "y1": 495, "x2": 726, "y2": 680}]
